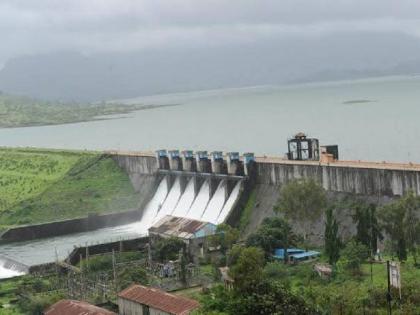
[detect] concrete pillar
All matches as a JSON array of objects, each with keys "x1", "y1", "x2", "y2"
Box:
[
  {"x1": 227, "y1": 152, "x2": 242, "y2": 175},
  {"x1": 196, "y1": 151, "x2": 211, "y2": 173},
  {"x1": 168, "y1": 150, "x2": 183, "y2": 170},
  {"x1": 211, "y1": 151, "x2": 226, "y2": 174},
  {"x1": 243, "y1": 152, "x2": 255, "y2": 176},
  {"x1": 182, "y1": 150, "x2": 196, "y2": 172},
  {"x1": 209, "y1": 178, "x2": 219, "y2": 199},
  {"x1": 156, "y1": 149, "x2": 169, "y2": 170}
]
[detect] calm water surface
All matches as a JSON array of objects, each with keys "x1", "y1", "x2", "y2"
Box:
[{"x1": 1, "y1": 76, "x2": 420, "y2": 162}]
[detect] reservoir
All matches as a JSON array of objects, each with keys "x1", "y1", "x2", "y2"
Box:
[{"x1": 0, "y1": 75, "x2": 419, "y2": 163}]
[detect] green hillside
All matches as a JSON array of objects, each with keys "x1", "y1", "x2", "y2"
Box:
[
  {"x1": 0, "y1": 148, "x2": 138, "y2": 230},
  {"x1": 0, "y1": 93, "x2": 144, "y2": 128}
]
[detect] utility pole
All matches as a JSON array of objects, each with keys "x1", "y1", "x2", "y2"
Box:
[
  {"x1": 112, "y1": 249, "x2": 117, "y2": 292},
  {"x1": 386, "y1": 260, "x2": 392, "y2": 315}
]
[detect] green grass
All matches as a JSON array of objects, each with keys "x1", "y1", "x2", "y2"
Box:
[
  {"x1": 283, "y1": 257, "x2": 420, "y2": 314},
  {"x1": 0, "y1": 148, "x2": 139, "y2": 230}
]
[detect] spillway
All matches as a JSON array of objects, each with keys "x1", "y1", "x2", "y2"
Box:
[
  {"x1": 139, "y1": 176, "x2": 169, "y2": 228},
  {"x1": 153, "y1": 176, "x2": 182, "y2": 224},
  {"x1": 0, "y1": 256, "x2": 27, "y2": 279},
  {"x1": 0, "y1": 264, "x2": 25, "y2": 279},
  {"x1": 201, "y1": 180, "x2": 226, "y2": 223},
  {"x1": 172, "y1": 177, "x2": 195, "y2": 217},
  {"x1": 216, "y1": 181, "x2": 242, "y2": 224},
  {"x1": 186, "y1": 180, "x2": 210, "y2": 221}
]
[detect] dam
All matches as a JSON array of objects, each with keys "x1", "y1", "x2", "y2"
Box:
[{"x1": 2, "y1": 142, "x2": 420, "y2": 279}]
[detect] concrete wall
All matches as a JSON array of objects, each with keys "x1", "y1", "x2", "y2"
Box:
[
  {"x1": 256, "y1": 162, "x2": 420, "y2": 197},
  {"x1": 1, "y1": 210, "x2": 143, "y2": 242},
  {"x1": 66, "y1": 236, "x2": 149, "y2": 266},
  {"x1": 111, "y1": 154, "x2": 158, "y2": 176}
]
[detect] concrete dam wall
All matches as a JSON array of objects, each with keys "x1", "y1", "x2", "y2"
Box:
[
  {"x1": 109, "y1": 151, "x2": 420, "y2": 244},
  {"x1": 255, "y1": 159, "x2": 420, "y2": 197}
]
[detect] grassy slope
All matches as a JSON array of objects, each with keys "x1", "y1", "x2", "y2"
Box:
[
  {"x1": 0, "y1": 148, "x2": 138, "y2": 230},
  {"x1": 287, "y1": 257, "x2": 420, "y2": 314}
]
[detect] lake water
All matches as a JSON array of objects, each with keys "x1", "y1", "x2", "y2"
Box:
[{"x1": 1, "y1": 75, "x2": 420, "y2": 163}]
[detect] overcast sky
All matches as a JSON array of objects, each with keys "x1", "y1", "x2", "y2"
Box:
[{"x1": 1, "y1": 0, "x2": 420, "y2": 66}]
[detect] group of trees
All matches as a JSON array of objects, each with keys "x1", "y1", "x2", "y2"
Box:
[
  {"x1": 276, "y1": 178, "x2": 420, "y2": 267},
  {"x1": 196, "y1": 179, "x2": 420, "y2": 314},
  {"x1": 197, "y1": 245, "x2": 318, "y2": 315}
]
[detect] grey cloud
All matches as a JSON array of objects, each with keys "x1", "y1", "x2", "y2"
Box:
[{"x1": 1, "y1": 0, "x2": 420, "y2": 65}]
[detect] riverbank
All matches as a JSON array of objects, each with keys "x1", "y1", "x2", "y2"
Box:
[{"x1": 0, "y1": 93, "x2": 177, "y2": 128}]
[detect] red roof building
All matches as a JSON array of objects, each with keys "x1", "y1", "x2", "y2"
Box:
[
  {"x1": 44, "y1": 299, "x2": 116, "y2": 315},
  {"x1": 118, "y1": 284, "x2": 199, "y2": 315}
]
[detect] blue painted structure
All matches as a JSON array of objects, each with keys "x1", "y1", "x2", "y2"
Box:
[
  {"x1": 274, "y1": 248, "x2": 320, "y2": 263},
  {"x1": 156, "y1": 149, "x2": 168, "y2": 158},
  {"x1": 196, "y1": 151, "x2": 208, "y2": 160},
  {"x1": 243, "y1": 152, "x2": 255, "y2": 164},
  {"x1": 228, "y1": 152, "x2": 240, "y2": 161},
  {"x1": 181, "y1": 150, "x2": 194, "y2": 160},
  {"x1": 168, "y1": 150, "x2": 180, "y2": 158}
]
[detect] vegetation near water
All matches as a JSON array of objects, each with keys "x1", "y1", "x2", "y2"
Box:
[
  {"x1": 0, "y1": 148, "x2": 138, "y2": 231},
  {"x1": 0, "y1": 93, "x2": 151, "y2": 128}
]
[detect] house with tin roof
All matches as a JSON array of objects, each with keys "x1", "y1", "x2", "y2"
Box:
[
  {"x1": 118, "y1": 284, "x2": 199, "y2": 315},
  {"x1": 149, "y1": 215, "x2": 217, "y2": 261},
  {"x1": 44, "y1": 299, "x2": 116, "y2": 315}
]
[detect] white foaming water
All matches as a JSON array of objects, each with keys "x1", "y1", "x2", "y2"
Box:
[
  {"x1": 140, "y1": 176, "x2": 169, "y2": 228},
  {"x1": 0, "y1": 264, "x2": 25, "y2": 279},
  {"x1": 172, "y1": 177, "x2": 195, "y2": 217},
  {"x1": 201, "y1": 180, "x2": 226, "y2": 223},
  {"x1": 153, "y1": 177, "x2": 182, "y2": 224},
  {"x1": 216, "y1": 181, "x2": 242, "y2": 224},
  {"x1": 186, "y1": 180, "x2": 210, "y2": 221}
]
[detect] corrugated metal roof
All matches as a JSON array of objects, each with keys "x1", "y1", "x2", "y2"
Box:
[
  {"x1": 44, "y1": 299, "x2": 116, "y2": 315},
  {"x1": 149, "y1": 215, "x2": 215, "y2": 239},
  {"x1": 118, "y1": 284, "x2": 200, "y2": 315}
]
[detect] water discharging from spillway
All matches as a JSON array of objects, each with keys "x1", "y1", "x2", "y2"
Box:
[
  {"x1": 216, "y1": 181, "x2": 242, "y2": 224},
  {"x1": 186, "y1": 180, "x2": 211, "y2": 221},
  {"x1": 139, "y1": 176, "x2": 169, "y2": 228},
  {"x1": 172, "y1": 177, "x2": 195, "y2": 217},
  {"x1": 152, "y1": 177, "x2": 182, "y2": 224},
  {"x1": 0, "y1": 257, "x2": 26, "y2": 279},
  {"x1": 201, "y1": 180, "x2": 226, "y2": 222}
]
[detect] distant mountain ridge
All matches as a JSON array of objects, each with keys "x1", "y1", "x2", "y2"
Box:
[{"x1": 1, "y1": 32, "x2": 420, "y2": 102}]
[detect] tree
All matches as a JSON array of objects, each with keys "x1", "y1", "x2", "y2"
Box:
[
  {"x1": 276, "y1": 179, "x2": 326, "y2": 241},
  {"x1": 118, "y1": 267, "x2": 148, "y2": 290},
  {"x1": 209, "y1": 224, "x2": 239, "y2": 255},
  {"x1": 378, "y1": 193, "x2": 420, "y2": 262},
  {"x1": 229, "y1": 247, "x2": 265, "y2": 293},
  {"x1": 324, "y1": 207, "x2": 341, "y2": 265},
  {"x1": 352, "y1": 202, "x2": 382, "y2": 256},
  {"x1": 401, "y1": 192, "x2": 420, "y2": 265},
  {"x1": 246, "y1": 217, "x2": 297, "y2": 258},
  {"x1": 228, "y1": 280, "x2": 319, "y2": 315},
  {"x1": 154, "y1": 237, "x2": 185, "y2": 262},
  {"x1": 339, "y1": 240, "x2": 369, "y2": 274}
]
